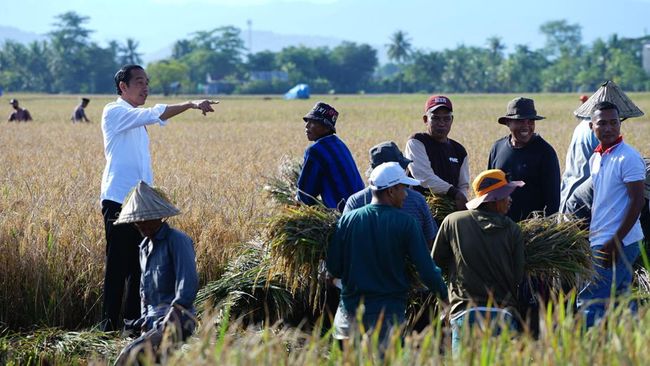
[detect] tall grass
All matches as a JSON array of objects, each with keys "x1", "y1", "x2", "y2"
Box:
[{"x1": 3, "y1": 296, "x2": 650, "y2": 365}]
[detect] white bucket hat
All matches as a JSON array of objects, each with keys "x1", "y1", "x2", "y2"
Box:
[{"x1": 114, "y1": 181, "x2": 180, "y2": 225}]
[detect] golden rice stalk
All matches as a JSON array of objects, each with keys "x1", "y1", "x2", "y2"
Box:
[
  {"x1": 520, "y1": 213, "x2": 595, "y2": 289},
  {"x1": 426, "y1": 193, "x2": 456, "y2": 223},
  {"x1": 264, "y1": 204, "x2": 340, "y2": 311},
  {"x1": 263, "y1": 156, "x2": 303, "y2": 206}
]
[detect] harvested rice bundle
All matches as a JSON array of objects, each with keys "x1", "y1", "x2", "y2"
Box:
[
  {"x1": 263, "y1": 156, "x2": 303, "y2": 206},
  {"x1": 3, "y1": 328, "x2": 126, "y2": 362},
  {"x1": 265, "y1": 204, "x2": 340, "y2": 310},
  {"x1": 426, "y1": 193, "x2": 456, "y2": 223},
  {"x1": 520, "y1": 213, "x2": 595, "y2": 288},
  {"x1": 195, "y1": 239, "x2": 296, "y2": 324}
]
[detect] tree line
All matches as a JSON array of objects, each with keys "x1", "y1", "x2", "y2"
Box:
[{"x1": 1, "y1": 12, "x2": 649, "y2": 95}]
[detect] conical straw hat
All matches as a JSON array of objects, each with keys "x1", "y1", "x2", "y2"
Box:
[
  {"x1": 115, "y1": 181, "x2": 180, "y2": 225},
  {"x1": 574, "y1": 80, "x2": 644, "y2": 120}
]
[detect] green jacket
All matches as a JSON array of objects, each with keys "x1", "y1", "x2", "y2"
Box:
[{"x1": 432, "y1": 209, "x2": 525, "y2": 316}]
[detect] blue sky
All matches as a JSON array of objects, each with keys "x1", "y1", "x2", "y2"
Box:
[{"x1": 2, "y1": 0, "x2": 650, "y2": 57}]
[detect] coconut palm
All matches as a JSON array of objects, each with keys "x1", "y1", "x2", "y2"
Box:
[
  {"x1": 118, "y1": 38, "x2": 143, "y2": 65},
  {"x1": 386, "y1": 30, "x2": 412, "y2": 93}
]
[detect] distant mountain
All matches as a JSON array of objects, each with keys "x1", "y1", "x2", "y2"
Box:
[
  {"x1": 143, "y1": 30, "x2": 389, "y2": 64},
  {"x1": 0, "y1": 25, "x2": 47, "y2": 44}
]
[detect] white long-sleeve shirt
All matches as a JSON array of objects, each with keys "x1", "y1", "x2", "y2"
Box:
[
  {"x1": 404, "y1": 138, "x2": 470, "y2": 197},
  {"x1": 100, "y1": 97, "x2": 168, "y2": 204}
]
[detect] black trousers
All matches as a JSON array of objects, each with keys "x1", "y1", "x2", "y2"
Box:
[{"x1": 101, "y1": 200, "x2": 143, "y2": 331}]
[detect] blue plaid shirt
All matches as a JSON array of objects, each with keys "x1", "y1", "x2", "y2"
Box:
[
  {"x1": 297, "y1": 134, "x2": 364, "y2": 211},
  {"x1": 139, "y1": 223, "x2": 199, "y2": 329}
]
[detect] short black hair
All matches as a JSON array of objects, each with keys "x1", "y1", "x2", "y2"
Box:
[
  {"x1": 591, "y1": 101, "x2": 620, "y2": 117},
  {"x1": 114, "y1": 64, "x2": 144, "y2": 95}
]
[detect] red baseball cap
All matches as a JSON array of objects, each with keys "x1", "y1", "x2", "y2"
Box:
[{"x1": 424, "y1": 95, "x2": 453, "y2": 113}]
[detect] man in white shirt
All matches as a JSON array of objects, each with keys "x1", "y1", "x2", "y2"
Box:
[
  {"x1": 577, "y1": 101, "x2": 645, "y2": 327},
  {"x1": 100, "y1": 64, "x2": 217, "y2": 332}
]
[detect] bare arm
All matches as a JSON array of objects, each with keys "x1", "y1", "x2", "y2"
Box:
[
  {"x1": 601, "y1": 180, "x2": 645, "y2": 266},
  {"x1": 159, "y1": 99, "x2": 219, "y2": 120}
]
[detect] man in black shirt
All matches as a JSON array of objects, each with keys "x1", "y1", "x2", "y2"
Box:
[
  {"x1": 488, "y1": 97, "x2": 560, "y2": 222},
  {"x1": 487, "y1": 96, "x2": 560, "y2": 337}
]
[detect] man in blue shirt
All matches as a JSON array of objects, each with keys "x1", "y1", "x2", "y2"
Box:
[
  {"x1": 341, "y1": 141, "x2": 438, "y2": 335},
  {"x1": 344, "y1": 141, "x2": 437, "y2": 249},
  {"x1": 327, "y1": 162, "x2": 447, "y2": 349},
  {"x1": 114, "y1": 181, "x2": 198, "y2": 365},
  {"x1": 297, "y1": 102, "x2": 364, "y2": 212}
]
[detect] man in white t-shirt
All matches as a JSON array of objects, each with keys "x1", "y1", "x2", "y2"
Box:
[
  {"x1": 100, "y1": 64, "x2": 218, "y2": 332},
  {"x1": 577, "y1": 101, "x2": 645, "y2": 327}
]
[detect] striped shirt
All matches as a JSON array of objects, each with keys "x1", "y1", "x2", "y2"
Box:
[{"x1": 297, "y1": 134, "x2": 364, "y2": 211}]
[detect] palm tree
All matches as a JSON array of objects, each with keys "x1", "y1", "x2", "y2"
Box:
[
  {"x1": 386, "y1": 30, "x2": 412, "y2": 93},
  {"x1": 119, "y1": 38, "x2": 143, "y2": 65},
  {"x1": 486, "y1": 36, "x2": 505, "y2": 60}
]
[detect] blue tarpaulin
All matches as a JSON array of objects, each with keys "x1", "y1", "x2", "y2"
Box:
[{"x1": 284, "y1": 84, "x2": 310, "y2": 99}]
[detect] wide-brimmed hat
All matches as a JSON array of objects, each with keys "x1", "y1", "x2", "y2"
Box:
[
  {"x1": 302, "y1": 102, "x2": 339, "y2": 132},
  {"x1": 573, "y1": 80, "x2": 644, "y2": 120},
  {"x1": 369, "y1": 162, "x2": 420, "y2": 191},
  {"x1": 466, "y1": 169, "x2": 524, "y2": 210},
  {"x1": 498, "y1": 97, "x2": 545, "y2": 125},
  {"x1": 114, "y1": 181, "x2": 180, "y2": 225}
]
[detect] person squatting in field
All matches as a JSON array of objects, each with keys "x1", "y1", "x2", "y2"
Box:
[
  {"x1": 296, "y1": 101, "x2": 364, "y2": 212},
  {"x1": 113, "y1": 181, "x2": 198, "y2": 365},
  {"x1": 404, "y1": 95, "x2": 470, "y2": 214},
  {"x1": 100, "y1": 64, "x2": 217, "y2": 333}
]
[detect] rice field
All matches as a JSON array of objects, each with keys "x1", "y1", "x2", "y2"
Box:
[{"x1": 2, "y1": 92, "x2": 650, "y2": 364}]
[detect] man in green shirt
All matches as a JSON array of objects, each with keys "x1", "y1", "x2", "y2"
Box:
[
  {"x1": 327, "y1": 162, "x2": 448, "y2": 348},
  {"x1": 432, "y1": 169, "x2": 525, "y2": 353}
]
